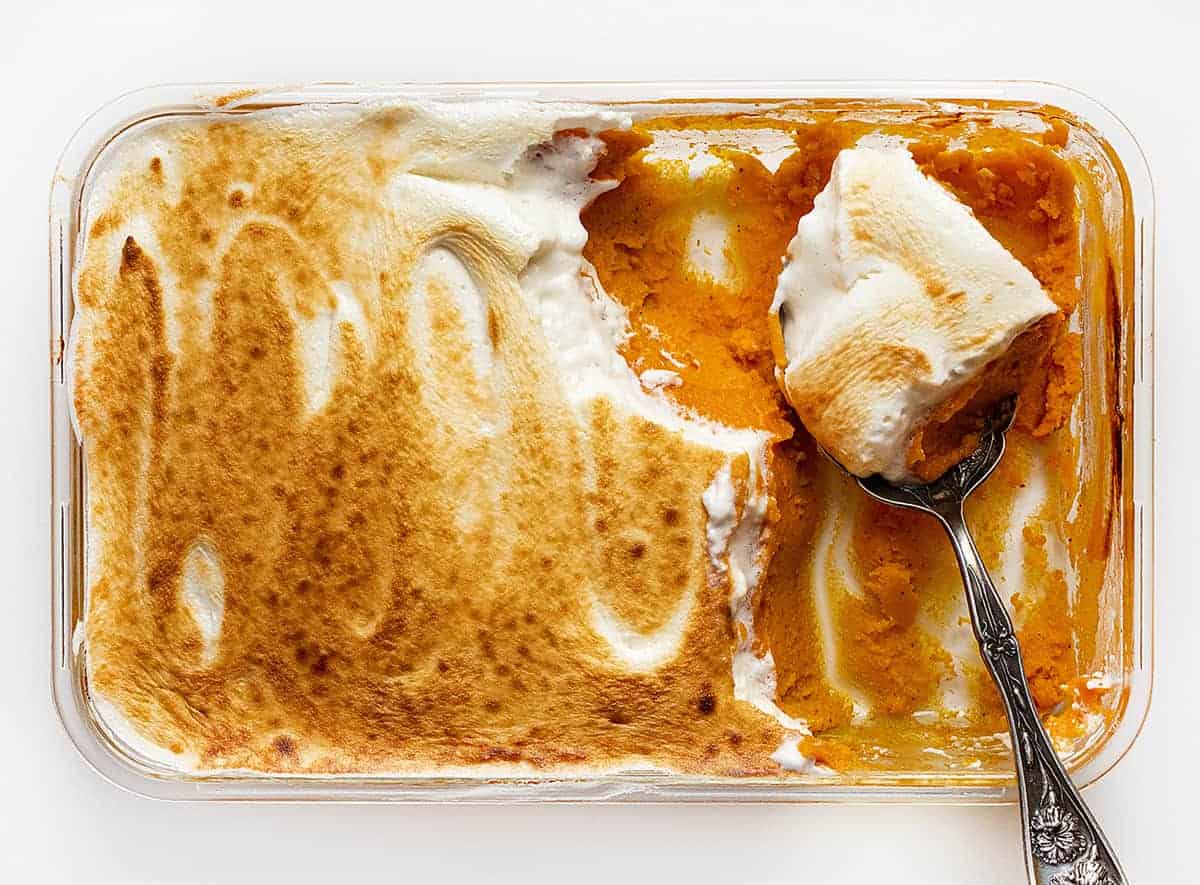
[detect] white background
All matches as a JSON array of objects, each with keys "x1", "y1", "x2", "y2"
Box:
[{"x1": 2, "y1": 0, "x2": 1193, "y2": 881}]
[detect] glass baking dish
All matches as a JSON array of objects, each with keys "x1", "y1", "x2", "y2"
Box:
[{"x1": 49, "y1": 81, "x2": 1154, "y2": 802}]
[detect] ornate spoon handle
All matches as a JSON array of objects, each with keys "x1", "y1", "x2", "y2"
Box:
[{"x1": 939, "y1": 504, "x2": 1127, "y2": 885}]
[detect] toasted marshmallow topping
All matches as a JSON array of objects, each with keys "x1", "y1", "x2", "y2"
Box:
[
  {"x1": 72, "y1": 100, "x2": 784, "y2": 774},
  {"x1": 770, "y1": 147, "x2": 1058, "y2": 481}
]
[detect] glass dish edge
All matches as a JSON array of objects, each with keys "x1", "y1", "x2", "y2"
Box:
[{"x1": 48, "y1": 79, "x2": 1155, "y2": 803}]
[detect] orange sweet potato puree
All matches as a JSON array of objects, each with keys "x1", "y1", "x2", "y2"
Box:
[{"x1": 582, "y1": 106, "x2": 1113, "y2": 771}]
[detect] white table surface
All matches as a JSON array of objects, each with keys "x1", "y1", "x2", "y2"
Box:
[{"x1": 2, "y1": 0, "x2": 1192, "y2": 880}]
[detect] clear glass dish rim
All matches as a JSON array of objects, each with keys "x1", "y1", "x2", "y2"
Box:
[{"x1": 48, "y1": 79, "x2": 1156, "y2": 803}]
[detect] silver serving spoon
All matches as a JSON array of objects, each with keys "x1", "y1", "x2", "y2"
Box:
[{"x1": 830, "y1": 396, "x2": 1127, "y2": 885}]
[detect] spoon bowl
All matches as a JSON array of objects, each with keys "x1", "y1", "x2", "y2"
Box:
[{"x1": 853, "y1": 393, "x2": 1015, "y2": 516}]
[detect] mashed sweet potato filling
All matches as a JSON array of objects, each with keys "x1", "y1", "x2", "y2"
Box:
[{"x1": 583, "y1": 107, "x2": 1108, "y2": 770}]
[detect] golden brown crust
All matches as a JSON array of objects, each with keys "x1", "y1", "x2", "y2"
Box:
[{"x1": 75, "y1": 110, "x2": 781, "y2": 773}]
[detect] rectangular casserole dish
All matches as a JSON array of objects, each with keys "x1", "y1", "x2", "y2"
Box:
[{"x1": 49, "y1": 81, "x2": 1154, "y2": 801}]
